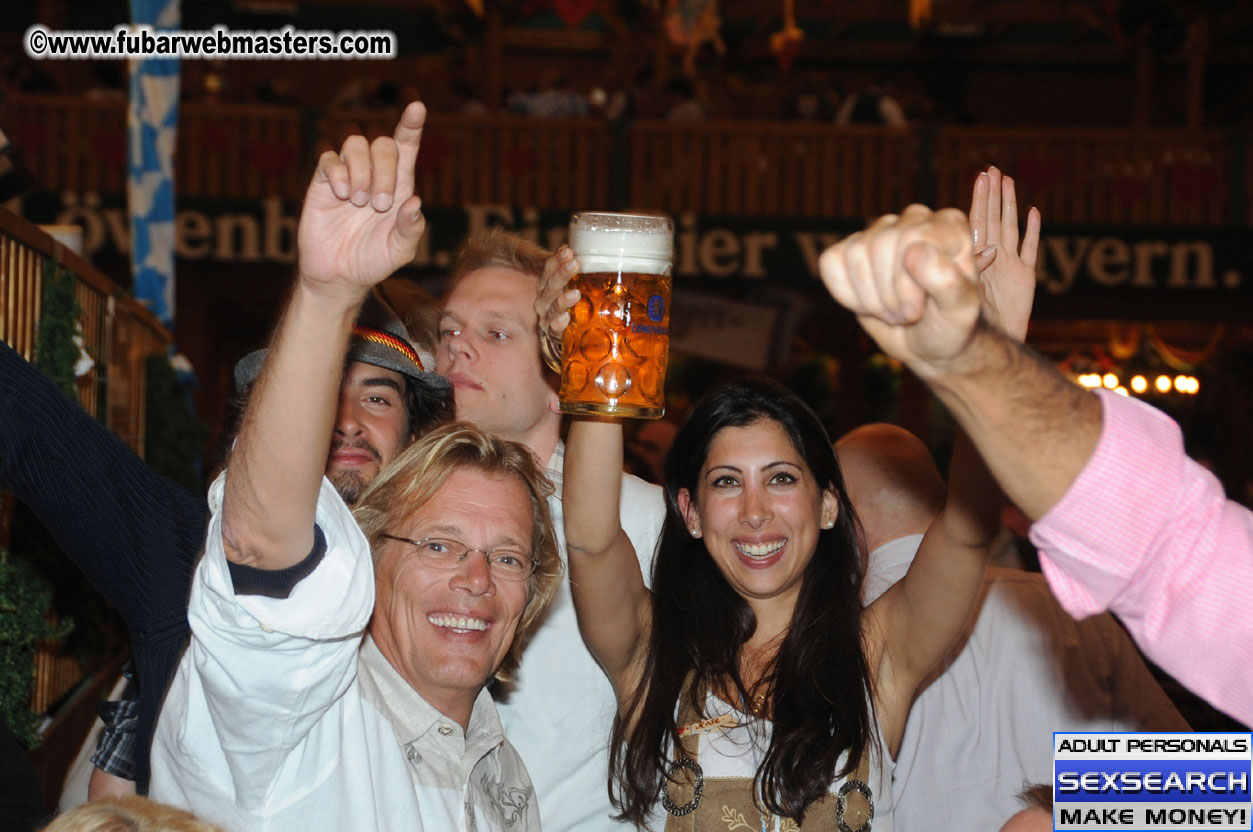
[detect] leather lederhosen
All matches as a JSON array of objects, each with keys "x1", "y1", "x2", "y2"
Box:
[{"x1": 661, "y1": 692, "x2": 874, "y2": 832}]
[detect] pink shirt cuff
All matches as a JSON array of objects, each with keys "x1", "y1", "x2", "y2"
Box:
[
  {"x1": 1030, "y1": 389, "x2": 1253, "y2": 722},
  {"x1": 1029, "y1": 389, "x2": 1191, "y2": 619},
  {"x1": 1029, "y1": 389, "x2": 1253, "y2": 722}
]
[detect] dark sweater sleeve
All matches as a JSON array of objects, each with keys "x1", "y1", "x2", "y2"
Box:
[
  {"x1": 0, "y1": 341, "x2": 209, "y2": 793},
  {"x1": 0, "y1": 340, "x2": 208, "y2": 626}
]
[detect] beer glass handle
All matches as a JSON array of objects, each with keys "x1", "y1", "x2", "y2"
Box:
[{"x1": 539, "y1": 324, "x2": 563, "y2": 375}]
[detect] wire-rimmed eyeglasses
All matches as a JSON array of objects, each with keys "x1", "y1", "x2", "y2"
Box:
[{"x1": 378, "y1": 534, "x2": 537, "y2": 582}]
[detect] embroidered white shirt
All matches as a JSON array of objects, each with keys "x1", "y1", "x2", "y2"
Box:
[{"x1": 150, "y1": 473, "x2": 539, "y2": 832}]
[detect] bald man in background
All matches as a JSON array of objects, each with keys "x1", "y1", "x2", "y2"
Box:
[{"x1": 837, "y1": 423, "x2": 1189, "y2": 832}]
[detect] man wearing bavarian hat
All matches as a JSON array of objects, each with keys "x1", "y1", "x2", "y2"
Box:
[{"x1": 231, "y1": 289, "x2": 452, "y2": 505}]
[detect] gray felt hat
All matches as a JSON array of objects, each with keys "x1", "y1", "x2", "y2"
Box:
[{"x1": 233, "y1": 292, "x2": 451, "y2": 395}]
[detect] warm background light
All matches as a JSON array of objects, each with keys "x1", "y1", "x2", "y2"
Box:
[{"x1": 1130, "y1": 375, "x2": 1148, "y2": 394}]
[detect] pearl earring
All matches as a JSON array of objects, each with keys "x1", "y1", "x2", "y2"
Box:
[{"x1": 689, "y1": 527, "x2": 700, "y2": 537}]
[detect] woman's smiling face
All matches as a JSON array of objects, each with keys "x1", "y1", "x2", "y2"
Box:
[{"x1": 679, "y1": 418, "x2": 838, "y2": 621}]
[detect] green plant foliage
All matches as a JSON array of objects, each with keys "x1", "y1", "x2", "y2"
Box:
[
  {"x1": 144, "y1": 355, "x2": 207, "y2": 495},
  {"x1": 35, "y1": 260, "x2": 82, "y2": 400},
  {"x1": 9, "y1": 502, "x2": 122, "y2": 665},
  {"x1": 0, "y1": 550, "x2": 72, "y2": 747}
]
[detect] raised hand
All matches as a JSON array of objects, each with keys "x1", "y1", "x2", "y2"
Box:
[
  {"x1": 969, "y1": 166, "x2": 1041, "y2": 341},
  {"x1": 818, "y1": 205, "x2": 980, "y2": 377},
  {"x1": 533, "y1": 245, "x2": 582, "y2": 372},
  {"x1": 296, "y1": 101, "x2": 428, "y2": 300}
]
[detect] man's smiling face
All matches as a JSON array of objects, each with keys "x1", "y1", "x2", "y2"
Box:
[{"x1": 369, "y1": 467, "x2": 533, "y2": 721}]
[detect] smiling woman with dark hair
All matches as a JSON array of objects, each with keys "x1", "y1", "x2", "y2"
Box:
[{"x1": 563, "y1": 377, "x2": 1001, "y2": 830}]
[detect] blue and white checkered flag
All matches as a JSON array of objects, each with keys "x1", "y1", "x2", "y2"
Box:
[{"x1": 128, "y1": 0, "x2": 180, "y2": 327}]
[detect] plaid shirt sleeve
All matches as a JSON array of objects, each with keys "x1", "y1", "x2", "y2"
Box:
[{"x1": 90, "y1": 661, "x2": 140, "y2": 781}]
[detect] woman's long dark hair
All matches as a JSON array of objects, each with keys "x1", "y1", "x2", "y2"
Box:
[{"x1": 610, "y1": 378, "x2": 872, "y2": 825}]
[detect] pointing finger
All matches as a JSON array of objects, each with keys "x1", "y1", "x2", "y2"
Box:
[{"x1": 393, "y1": 101, "x2": 427, "y2": 202}]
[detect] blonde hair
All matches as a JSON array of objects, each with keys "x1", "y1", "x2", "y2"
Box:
[
  {"x1": 449, "y1": 227, "x2": 550, "y2": 286},
  {"x1": 445, "y1": 228, "x2": 557, "y2": 383},
  {"x1": 43, "y1": 797, "x2": 225, "y2": 832},
  {"x1": 353, "y1": 422, "x2": 562, "y2": 680}
]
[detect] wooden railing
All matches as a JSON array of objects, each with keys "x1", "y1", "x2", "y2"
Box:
[
  {"x1": 933, "y1": 128, "x2": 1235, "y2": 226},
  {"x1": 29, "y1": 621, "x2": 81, "y2": 717},
  {"x1": 9, "y1": 94, "x2": 1252, "y2": 225},
  {"x1": 7, "y1": 95, "x2": 309, "y2": 202},
  {"x1": 0, "y1": 207, "x2": 170, "y2": 717},
  {"x1": 325, "y1": 110, "x2": 615, "y2": 210},
  {"x1": 8, "y1": 95, "x2": 129, "y2": 197},
  {"x1": 630, "y1": 121, "x2": 918, "y2": 217},
  {"x1": 181, "y1": 101, "x2": 308, "y2": 201},
  {"x1": 0, "y1": 208, "x2": 169, "y2": 447}
]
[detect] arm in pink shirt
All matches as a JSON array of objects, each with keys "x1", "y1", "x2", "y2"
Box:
[{"x1": 1030, "y1": 389, "x2": 1253, "y2": 723}]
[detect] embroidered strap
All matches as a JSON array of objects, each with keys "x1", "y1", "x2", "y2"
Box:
[
  {"x1": 662, "y1": 688, "x2": 707, "y2": 830},
  {"x1": 836, "y1": 768, "x2": 874, "y2": 832}
]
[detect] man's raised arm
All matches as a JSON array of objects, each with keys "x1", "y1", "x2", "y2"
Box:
[
  {"x1": 816, "y1": 205, "x2": 1094, "y2": 519},
  {"x1": 221, "y1": 102, "x2": 427, "y2": 569},
  {"x1": 817, "y1": 206, "x2": 1253, "y2": 724}
]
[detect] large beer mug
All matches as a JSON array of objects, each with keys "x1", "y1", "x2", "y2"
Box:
[{"x1": 559, "y1": 212, "x2": 674, "y2": 419}]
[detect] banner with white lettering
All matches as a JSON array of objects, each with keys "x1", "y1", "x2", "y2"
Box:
[{"x1": 21, "y1": 193, "x2": 1252, "y2": 321}]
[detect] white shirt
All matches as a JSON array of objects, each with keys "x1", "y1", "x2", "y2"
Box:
[
  {"x1": 496, "y1": 442, "x2": 666, "y2": 831},
  {"x1": 150, "y1": 474, "x2": 540, "y2": 832},
  {"x1": 862, "y1": 534, "x2": 1189, "y2": 832}
]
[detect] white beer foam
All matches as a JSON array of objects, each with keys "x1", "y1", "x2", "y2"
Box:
[{"x1": 570, "y1": 216, "x2": 673, "y2": 276}]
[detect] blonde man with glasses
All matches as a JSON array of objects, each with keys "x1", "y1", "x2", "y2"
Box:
[{"x1": 149, "y1": 102, "x2": 560, "y2": 831}]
